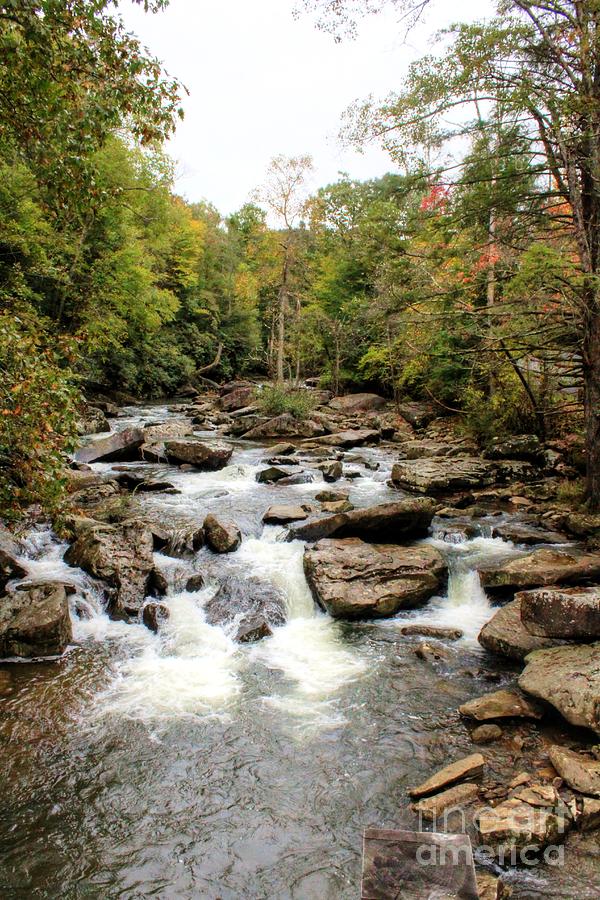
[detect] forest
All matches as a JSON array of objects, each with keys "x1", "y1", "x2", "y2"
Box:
[{"x1": 1, "y1": 0, "x2": 599, "y2": 518}]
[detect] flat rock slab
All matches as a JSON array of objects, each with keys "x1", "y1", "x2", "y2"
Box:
[
  {"x1": 304, "y1": 539, "x2": 446, "y2": 620},
  {"x1": 398, "y1": 625, "x2": 463, "y2": 641},
  {"x1": 241, "y1": 414, "x2": 326, "y2": 440},
  {"x1": 459, "y1": 688, "x2": 544, "y2": 722},
  {"x1": 519, "y1": 642, "x2": 600, "y2": 735},
  {"x1": 477, "y1": 797, "x2": 568, "y2": 852},
  {"x1": 143, "y1": 419, "x2": 192, "y2": 442},
  {"x1": 0, "y1": 582, "x2": 72, "y2": 658},
  {"x1": 75, "y1": 427, "x2": 144, "y2": 464},
  {"x1": 313, "y1": 429, "x2": 380, "y2": 449},
  {"x1": 478, "y1": 599, "x2": 564, "y2": 661},
  {"x1": 263, "y1": 505, "x2": 309, "y2": 525},
  {"x1": 391, "y1": 457, "x2": 496, "y2": 494},
  {"x1": 165, "y1": 440, "x2": 233, "y2": 470},
  {"x1": 412, "y1": 782, "x2": 480, "y2": 823},
  {"x1": 549, "y1": 745, "x2": 600, "y2": 797},
  {"x1": 519, "y1": 586, "x2": 600, "y2": 639},
  {"x1": 409, "y1": 753, "x2": 485, "y2": 799},
  {"x1": 329, "y1": 393, "x2": 386, "y2": 413},
  {"x1": 361, "y1": 829, "x2": 478, "y2": 900},
  {"x1": 479, "y1": 548, "x2": 600, "y2": 592},
  {"x1": 288, "y1": 497, "x2": 436, "y2": 543}
]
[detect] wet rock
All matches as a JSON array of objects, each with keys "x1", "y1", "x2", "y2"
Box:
[
  {"x1": 164, "y1": 440, "x2": 233, "y2": 470},
  {"x1": 329, "y1": 393, "x2": 386, "y2": 413},
  {"x1": 409, "y1": 753, "x2": 485, "y2": 799},
  {"x1": 148, "y1": 568, "x2": 168, "y2": 597},
  {"x1": 241, "y1": 414, "x2": 326, "y2": 440},
  {"x1": 476, "y1": 796, "x2": 569, "y2": 853},
  {"x1": 0, "y1": 583, "x2": 72, "y2": 658},
  {"x1": 577, "y1": 797, "x2": 600, "y2": 831},
  {"x1": 484, "y1": 434, "x2": 544, "y2": 463},
  {"x1": 391, "y1": 457, "x2": 496, "y2": 493},
  {"x1": 269, "y1": 442, "x2": 296, "y2": 456},
  {"x1": 459, "y1": 689, "x2": 544, "y2": 722},
  {"x1": 277, "y1": 472, "x2": 315, "y2": 486},
  {"x1": 289, "y1": 497, "x2": 436, "y2": 543},
  {"x1": 472, "y1": 724, "x2": 503, "y2": 744},
  {"x1": 0, "y1": 525, "x2": 27, "y2": 594},
  {"x1": 412, "y1": 782, "x2": 480, "y2": 821},
  {"x1": 142, "y1": 419, "x2": 192, "y2": 443},
  {"x1": 519, "y1": 642, "x2": 600, "y2": 735},
  {"x1": 414, "y1": 640, "x2": 453, "y2": 662},
  {"x1": 304, "y1": 538, "x2": 446, "y2": 620},
  {"x1": 185, "y1": 573, "x2": 205, "y2": 592},
  {"x1": 312, "y1": 429, "x2": 380, "y2": 449},
  {"x1": 317, "y1": 460, "x2": 343, "y2": 482},
  {"x1": 142, "y1": 601, "x2": 170, "y2": 633},
  {"x1": 203, "y1": 514, "x2": 242, "y2": 554},
  {"x1": 491, "y1": 521, "x2": 569, "y2": 546},
  {"x1": 321, "y1": 500, "x2": 354, "y2": 514},
  {"x1": 0, "y1": 669, "x2": 14, "y2": 696},
  {"x1": 256, "y1": 465, "x2": 294, "y2": 484},
  {"x1": 519, "y1": 586, "x2": 600, "y2": 639},
  {"x1": 397, "y1": 401, "x2": 436, "y2": 429},
  {"x1": 75, "y1": 427, "x2": 145, "y2": 464},
  {"x1": 478, "y1": 600, "x2": 563, "y2": 661},
  {"x1": 64, "y1": 519, "x2": 155, "y2": 618},
  {"x1": 479, "y1": 548, "x2": 600, "y2": 592},
  {"x1": 263, "y1": 505, "x2": 309, "y2": 525},
  {"x1": 264, "y1": 456, "x2": 300, "y2": 467},
  {"x1": 548, "y1": 746, "x2": 600, "y2": 797},
  {"x1": 315, "y1": 489, "x2": 349, "y2": 502},
  {"x1": 204, "y1": 575, "x2": 285, "y2": 642},
  {"x1": 220, "y1": 384, "x2": 255, "y2": 412},
  {"x1": 398, "y1": 624, "x2": 463, "y2": 640},
  {"x1": 76, "y1": 405, "x2": 110, "y2": 436},
  {"x1": 399, "y1": 439, "x2": 454, "y2": 459},
  {"x1": 476, "y1": 872, "x2": 511, "y2": 900}
]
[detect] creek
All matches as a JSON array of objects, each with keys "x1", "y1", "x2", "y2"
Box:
[{"x1": 1, "y1": 404, "x2": 598, "y2": 899}]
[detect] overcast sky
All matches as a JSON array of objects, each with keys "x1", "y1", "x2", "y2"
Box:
[{"x1": 122, "y1": 0, "x2": 494, "y2": 214}]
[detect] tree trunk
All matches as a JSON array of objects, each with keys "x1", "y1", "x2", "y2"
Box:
[
  {"x1": 583, "y1": 302, "x2": 600, "y2": 511},
  {"x1": 276, "y1": 250, "x2": 290, "y2": 384}
]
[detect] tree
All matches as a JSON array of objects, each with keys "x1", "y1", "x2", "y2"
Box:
[{"x1": 253, "y1": 155, "x2": 313, "y2": 382}]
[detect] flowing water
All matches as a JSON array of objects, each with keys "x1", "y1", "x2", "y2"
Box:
[{"x1": 1, "y1": 406, "x2": 599, "y2": 899}]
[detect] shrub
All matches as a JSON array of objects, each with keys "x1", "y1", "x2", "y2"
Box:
[{"x1": 254, "y1": 384, "x2": 316, "y2": 420}]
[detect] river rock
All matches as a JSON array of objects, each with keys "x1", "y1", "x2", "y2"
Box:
[
  {"x1": 185, "y1": 573, "x2": 205, "y2": 592},
  {"x1": 64, "y1": 520, "x2": 159, "y2": 618},
  {"x1": 518, "y1": 586, "x2": 600, "y2": 639},
  {"x1": 478, "y1": 600, "x2": 563, "y2": 661},
  {"x1": 142, "y1": 601, "x2": 170, "y2": 633},
  {"x1": 328, "y1": 393, "x2": 387, "y2": 413},
  {"x1": 519, "y1": 642, "x2": 600, "y2": 735},
  {"x1": 409, "y1": 753, "x2": 485, "y2": 799},
  {"x1": 391, "y1": 457, "x2": 496, "y2": 493},
  {"x1": 143, "y1": 419, "x2": 192, "y2": 443},
  {"x1": 76, "y1": 405, "x2": 110, "y2": 436},
  {"x1": 288, "y1": 497, "x2": 436, "y2": 543},
  {"x1": 398, "y1": 624, "x2": 463, "y2": 640},
  {"x1": 204, "y1": 576, "x2": 285, "y2": 642},
  {"x1": 269, "y1": 442, "x2": 296, "y2": 456},
  {"x1": 399, "y1": 439, "x2": 458, "y2": 460},
  {"x1": 548, "y1": 746, "x2": 600, "y2": 797},
  {"x1": 203, "y1": 514, "x2": 241, "y2": 553},
  {"x1": 263, "y1": 505, "x2": 309, "y2": 525},
  {"x1": 321, "y1": 500, "x2": 354, "y2": 513},
  {"x1": 315, "y1": 489, "x2": 349, "y2": 502},
  {"x1": 0, "y1": 525, "x2": 27, "y2": 594},
  {"x1": 490, "y1": 521, "x2": 569, "y2": 546},
  {"x1": 483, "y1": 434, "x2": 544, "y2": 463},
  {"x1": 241, "y1": 414, "x2": 326, "y2": 440},
  {"x1": 477, "y1": 796, "x2": 569, "y2": 852},
  {"x1": 312, "y1": 429, "x2": 380, "y2": 449},
  {"x1": 256, "y1": 466, "x2": 294, "y2": 484},
  {"x1": 397, "y1": 402, "x2": 437, "y2": 429},
  {"x1": 318, "y1": 460, "x2": 343, "y2": 482},
  {"x1": 164, "y1": 440, "x2": 233, "y2": 470},
  {"x1": 472, "y1": 724, "x2": 503, "y2": 744},
  {"x1": 476, "y1": 872, "x2": 511, "y2": 900},
  {"x1": 75, "y1": 427, "x2": 145, "y2": 464},
  {"x1": 412, "y1": 782, "x2": 480, "y2": 822},
  {"x1": 220, "y1": 384, "x2": 255, "y2": 412},
  {"x1": 0, "y1": 582, "x2": 72, "y2": 658},
  {"x1": 479, "y1": 548, "x2": 600, "y2": 592},
  {"x1": 459, "y1": 689, "x2": 544, "y2": 721},
  {"x1": 304, "y1": 539, "x2": 446, "y2": 620}
]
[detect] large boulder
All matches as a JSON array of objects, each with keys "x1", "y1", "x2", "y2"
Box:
[
  {"x1": 256, "y1": 465, "x2": 295, "y2": 484},
  {"x1": 479, "y1": 548, "x2": 600, "y2": 592},
  {"x1": 548, "y1": 746, "x2": 600, "y2": 798},
  {"x1": 312, "y1": 429, "x2": 380, "y2": 449},
  {"x1": 477, "y1": 796, "x2": 569, "y2": 854},
  {"x1": 75, "y1": 427, "x2": 144, "y2": 464},
  {"x1": 391, "y1": 457, "x2": 496, "y2": 493},
  {"x1": 483, "y1": 434, "x2": 544, "y2": 463},
  {"x1": 519, "y1": 642, "x2": 600, "y2": 735},
  {"x1": 203, "y1": 514, "x2": 242, "y2": 553},
  {"x1": 288, "y1": 497, "x2": 436, "y2": 543},
  {"x1": 478, "y1": 599, "x2": 563, "y2": 661},
  {"x1": 303, "y1": 538, "x2": 446, "y2": 619},
  {"x1": 143, "y1": 419, "x2": 192, "y2": 443},
  {"x1": 241, "y1": 414, "x2": 326, "y2": 440},
  {"x1": 328, "y1": 393, "x2": 387, "y2": 413},
  {"x1": 204, "y1": 575, "x2": 286, "y2": 642},
  {"x1": 220, "y1": 384, "x2": 255, "y2": 412},
  {"x1": 64, "y1": 520, "x2": 160, "y2": 618},
  {"x1": 397, "y1": 402, "x2": 437, "y2": 429},
  {"x1": 0, "y1": 582, "x2": 72, "y2": 658},
  {"x1": 164, "y1": 439, "x2": 233, "y2": 470},
  {"x1": 76, "y1": 405, "x2": 110, "y2": 436},
  {"x1": 518, "y1": 586, "x2": 600, "y2": 639},
  {"x1": 263, "y1": 505, "x2": 309, "y2": 525},
  {"x1": 0, "y1": 525, "x2": 27, "y2": 594},
  {"x1": 142, "y1": 601, "x2": 170, "y2": 634}
]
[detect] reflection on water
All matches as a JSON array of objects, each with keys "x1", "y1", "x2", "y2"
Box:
[{"x1": 1, "y1": 409, "x2": 597, "y2": 898}]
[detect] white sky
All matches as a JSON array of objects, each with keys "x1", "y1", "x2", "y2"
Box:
[{"x1": 122, "y1": 0, "x2": 494, "y2": 214}]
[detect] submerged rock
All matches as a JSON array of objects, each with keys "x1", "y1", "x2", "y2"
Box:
[
  {"x1": 478, "y1": 600, "x2": 563, "y2": 661},
  {"x1": 459, "y1": 689, "x2": 544, "y2": 721},
  {"x1": 204, "y1": 576, "x2": 285, "y2": 642},
  {"x1": 288, "y1": 497, "x2": 436, "y2": 543},
  {"x1": 471, "y1": 724, "x2": 503, "y2": 744},
  {"x1": 164, "y1": 439, "x2": 233, "y2": 470},
  {"x1": 0, "y1": 582, "x2": 72, "y2": 658},
  {"x1": 519, "y1": 642, "x2": 600, "y2": 735},
  {"x1": 203, "y1": 514, "x2": 242, "y2": 554},
  {"x1": 303, "y1": 538, "x2": 446, "y2": 620},
  {"x1": 75, "y1": 427, "x2": 144, "y2": 464},
  {"x1": 519, "y1": 586, "x2": 600, "y2": 639}
]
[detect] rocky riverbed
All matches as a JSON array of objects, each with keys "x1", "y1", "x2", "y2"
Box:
[{"x1": 1, "y1": 385, "x2": 600, "y2": 898}]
